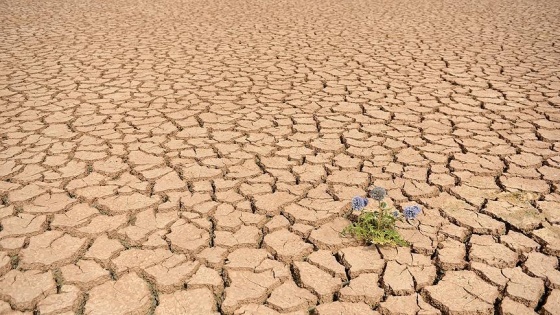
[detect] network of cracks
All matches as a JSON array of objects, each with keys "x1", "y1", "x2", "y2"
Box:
[{"x1": 0, "y1": 0, "x2": 559, "y2": 314}]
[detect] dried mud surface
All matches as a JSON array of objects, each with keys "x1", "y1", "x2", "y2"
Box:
[{"x1": 0, "y1": 0, "x2": 559, "y2": 314}]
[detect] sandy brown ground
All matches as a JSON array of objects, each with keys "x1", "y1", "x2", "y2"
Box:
[{"x1": 0, "y1": 0, "x2": 559, "y2": 314}]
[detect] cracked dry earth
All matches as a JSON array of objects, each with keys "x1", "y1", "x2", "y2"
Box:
[{"x1": 0, "y1": 0, "x2": 559, "y2": 314}]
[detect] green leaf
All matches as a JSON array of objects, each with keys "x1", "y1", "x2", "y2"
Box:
[{"x1": 341, "y1": 209, "x2": 409, "y2": 247}]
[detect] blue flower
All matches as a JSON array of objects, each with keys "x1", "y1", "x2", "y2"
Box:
[
  {"x1": 403, "y1": 205, "x2": 422, "y2": 219},
  {"x1": 392, "y1": 211, "x2": 399, "y2": 218},
  {"x1": 351, "y1": 196, "x2": 369, "y2": 211},
  {"x1": 369, "y1": 187, "x2": 387, "y2": 201}
]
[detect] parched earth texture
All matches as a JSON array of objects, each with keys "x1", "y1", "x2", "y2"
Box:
[{"x1": 0, "y1": 0, "x2": 559, "y2": 314}]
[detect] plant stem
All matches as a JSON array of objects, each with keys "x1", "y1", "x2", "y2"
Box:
[{"x1": 377, "y1": 200, "x2": 382, "y2": 229}]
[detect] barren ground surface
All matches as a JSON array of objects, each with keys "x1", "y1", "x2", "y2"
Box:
[{"x1": 1, "y1": 0, "x2": 560, "y2": 314}]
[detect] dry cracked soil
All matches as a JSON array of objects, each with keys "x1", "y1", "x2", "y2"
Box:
[{"x1": 0, "y1": 0, "x2": 559, "y2": 314}]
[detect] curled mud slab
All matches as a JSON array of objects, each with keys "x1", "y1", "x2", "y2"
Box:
[{"x1": 0, "y1": 0, "x2": 559, "y2": 314}]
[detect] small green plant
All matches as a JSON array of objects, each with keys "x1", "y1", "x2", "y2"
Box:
[{"x1": 342, "y1": 187, "x2": 421, "y2": 247}]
